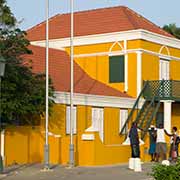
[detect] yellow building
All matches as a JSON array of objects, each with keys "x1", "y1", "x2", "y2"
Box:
[{"x1": 2, "y1": 6, "x2": 180, "y2": 166}]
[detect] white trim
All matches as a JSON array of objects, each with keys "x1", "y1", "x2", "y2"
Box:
[
  {"x1": 137, "y1": 51, "x2": 142, "y2": 97},
  {"x1": 54, "y1": 91, "x2": 144, "y2": 109},
  {"x1": 31, "y1": 29, "x2": 142, "y2": 48},
  {"x1": 31, "y1": 29, "x2": 180, "y2": 50},
  {"x1": 90, "y1": 107, "x2": 104, "y2": 142},
  {"x1": 159, "y1": 45, "x2": 170, "y2": 56},
  {"x1": 73, "y1": 48, "x2": 180, "y2": 61},
  {"x1": 119, "y1": 109, "x2": 128, "y2": 134},
  {"x1": 109, "y1": 41, "x2": 124, "y2": 52},
  {"x1": 66, "y1": 106, "x2": 77, "y2": 134},
  {"x1": 1, "y1": 130, "x2": 5, "y2": 162},
  {"x1": 164, "y1": 101, "x2": 172, "y2": 133},
  {"x1": 81, "y1": 134, "x2": 95, "y2": 140},
  {"x1": 41, "y1": 131, "x2": 61, "y2": 138},
  {"x1": 124, "y1": 40, "x2": 128, "y2": 92}
]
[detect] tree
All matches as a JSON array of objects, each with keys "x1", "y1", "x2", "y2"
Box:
[
  {"x1": 163, "y1": 23, "x2": 180, "y2": 39},
  {"x1": 0, "y1": 0, "x2": 54, "y2": 126},
  {"x1": 0, "y1": 0, "x2": 16, "y2": 28}
]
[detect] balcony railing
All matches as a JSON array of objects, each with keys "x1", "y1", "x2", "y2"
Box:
[{"x1": 143, "y1": 80, "x2": 180, "y2": 101}]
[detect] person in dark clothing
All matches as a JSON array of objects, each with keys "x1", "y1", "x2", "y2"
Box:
[
  {"x1": 129, "y1": 122, "x2": 140, "y2": 158},
  {"x1": 148, "y1": 126, "x2": 157, "y2": 161},
  {"x1": 165, "y1": 126, "x2": 180, "y2": 162}
]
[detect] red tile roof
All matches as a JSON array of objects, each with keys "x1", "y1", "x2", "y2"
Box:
[
  {"x1": 27, "y1": 6, "x2": 173, "y2": 41},
  {"x1": 24, "y1": 45, "x2": 131, "y2": 98}
]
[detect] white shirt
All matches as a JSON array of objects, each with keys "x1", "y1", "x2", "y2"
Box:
[{"x1": 156, "y1": 128, "x2": 166, "y2": 143}]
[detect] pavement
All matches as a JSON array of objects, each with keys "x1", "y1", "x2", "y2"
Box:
[{"x1": 0, "y1": 163, "x2": 154, "y2": 180}]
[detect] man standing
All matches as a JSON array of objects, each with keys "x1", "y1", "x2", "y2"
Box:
[
  {"x1": 129, "y1": 122, "x2": 140, "y2": 158},
  {"x1": 155, "y1": 124, "x2": 167, "y2": 162}
]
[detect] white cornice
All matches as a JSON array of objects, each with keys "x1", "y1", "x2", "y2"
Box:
[
  {"x1": 53, "y1": 91, "x2": 144, "y2": 109},
  {"x1": 73, "y1": 48, "x2": 180, "y2": 61},
  {"x1": 31, "y1": 29, "x2": 180, "y2": 50}
]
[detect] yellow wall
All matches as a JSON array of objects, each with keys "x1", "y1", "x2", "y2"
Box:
[
  {"x1": 142, "y1": 53, "x2": 159, "y2": 81},
  {"x1": 5, "y1": 126, "x2": 42, "y2": 166},
  {"x1": 71, "y1": 41, "x2": 140, "y2": 97},
  {"x1": 170, "y1": 60, "x2": 180, "y2": 80},
  {"x1": 127, "y1": 53, "x2": 137, "y2": 97}
]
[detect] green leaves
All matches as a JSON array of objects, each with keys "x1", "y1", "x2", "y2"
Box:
[
  {"x1": 163, "y1": 24, "x2": 180, "y2": 39},
  {"x1": 0, "y1": 0, "x2": 55, "y2": 126},
  {"x1": 151, "y1": 159, "x2": 180, "y2": 180},
  {"x1": 0, "y1": 0, "x2": 16, "y2": 28}
]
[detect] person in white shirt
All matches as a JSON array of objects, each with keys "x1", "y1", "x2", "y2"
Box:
[{"x1": 155, "y1": 124, "x2": 167, "y2": 162}]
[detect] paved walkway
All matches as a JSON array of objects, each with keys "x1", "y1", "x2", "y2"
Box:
[{"x1": 0, "y1": 163, "x2": 154, "y2": 180}]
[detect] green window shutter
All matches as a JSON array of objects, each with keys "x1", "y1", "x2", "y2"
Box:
[{"x1": 109, "y1": 55, "x2": 125, "y2": 83}]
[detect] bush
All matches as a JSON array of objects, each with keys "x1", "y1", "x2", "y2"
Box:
[{"x1": 151, "y1": 159, "x2": 180, "y2": 180}]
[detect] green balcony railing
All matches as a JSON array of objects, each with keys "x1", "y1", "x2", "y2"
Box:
[{"x1": 143, "y1": 80, "x2": 180, "y2": 101}]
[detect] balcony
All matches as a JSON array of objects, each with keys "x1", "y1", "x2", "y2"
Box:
[{"x1": 143, "y1": 80, "x2": 180, "y2": 102}]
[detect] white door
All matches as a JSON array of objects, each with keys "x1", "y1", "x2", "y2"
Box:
[{"x1": 159, "y1": 59, "x2": 170, "y2": 80}]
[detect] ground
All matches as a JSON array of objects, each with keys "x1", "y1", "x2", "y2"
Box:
[{"x1": 0, "y1": 163, "x2": 154, "y2": 180}]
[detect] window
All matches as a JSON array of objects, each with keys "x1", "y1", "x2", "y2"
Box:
[
  {"x1": 92, "y1": 108, "x2": 104, "y2": 142},
  {"x1": 109, "y1": 55, "x2": 125, "y2": 83},
  {"x1": 159, "y1": 59, "x2": 170, "y2": 80},
  {"x1": 119, "y1": 109, "x2": 128, "y2": 134},
  {"x1": 66, "y1": 106, "x2": 77, "y2": 134}
]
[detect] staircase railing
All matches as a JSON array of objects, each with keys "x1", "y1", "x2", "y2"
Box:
[
  {"x1": 120, "y1": 81, "x2": 148, "y2": 134},
  {"x1": 143, "y1": 80, "x2": 180, "y2": 101},
  {"x1": 136, "y1": 96, "x2": 155, "y2": 128},
  {"x1": 141, "y1": 100, "x2": 161, "y2": 140}
]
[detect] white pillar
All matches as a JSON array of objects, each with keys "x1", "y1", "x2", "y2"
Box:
[
  {"x1": 1, "y1": 130, "x2": 5, "y2": 163},
  {"x1": 124, "y1": 40, "x2": 128, "y2": 92},
  {"x1": 137, "y1": 51, "x2": 142, "y2": 97},
  {"x1": 164, "y1": 101, "x2": 172, "y2": 133}
]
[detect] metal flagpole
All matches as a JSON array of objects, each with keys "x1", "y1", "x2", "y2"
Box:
[
  {"x1": 69, "y1": 0, "x2": 75, "y2": 167},
  {"x1": 44, "y1": 0, "x2": 49, "y2": 170}
]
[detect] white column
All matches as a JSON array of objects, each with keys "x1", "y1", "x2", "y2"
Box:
[
  {"x1": 164, "y1": 101, "x2": 172, "y2": 133},
  {"x1": 124, "y1": 40, "x2": 128, "y2": 92},
  {"x1": 136, "y1": 51, "x2": 142, "y2": 97},
  {"x1": 1, "y1": 130, "x2": 5, "y2": 162}
]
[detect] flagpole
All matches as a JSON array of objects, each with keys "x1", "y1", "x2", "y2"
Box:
[
  {"x1": 44, "y1": 0, "x2": 49, "y2": 170},
  {"x1": 69, "y1": 0, "x2": 75, "y2": 167}
]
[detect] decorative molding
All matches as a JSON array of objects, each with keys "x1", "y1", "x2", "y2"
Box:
[
  {"x1": 159, "y1": 45, "x2": 170, "y2": 56},
  {"x1": 54, "y1": 91, "x2": 144, "y2": 109},
  {"x1": 124, "y1": 40, "x2": 128, "y2": 92},
  {"x1": 109, "y1": 41, "x2": 124, "y2": 52},
  {"x1": 72, "y1": 48, "x2": 180, "y2": 61},
  {"x1": 31, "y1": 29, "x2": 180, "y2": 50}
]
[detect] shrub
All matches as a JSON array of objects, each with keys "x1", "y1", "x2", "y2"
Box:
[{"x1": 151, "y1": 159, "x2": 180, "y2": 180}]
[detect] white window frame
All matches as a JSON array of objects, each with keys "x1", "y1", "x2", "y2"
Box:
[
  {"x1": 92, "y1": 107, "x2": 104, "y2": 142},
  {"x1": 66, "y1": 106, "x2": 77, "y2": 134},
  {"x1": 119, "y1": 109, "x2": 128, "y2": 134}
]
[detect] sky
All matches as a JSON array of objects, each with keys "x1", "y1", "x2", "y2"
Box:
[{"x1": 6, "y1": 0, "x2": 180, "y2": 30}]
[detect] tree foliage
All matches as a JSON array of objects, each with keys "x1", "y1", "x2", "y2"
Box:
[
  {"x1": 163, "y1": 23, "x2": 180, "y2": 39},
  {"x1": 0, "y1": 0, "x2": 16, "y2": 28},
  {"x1": 0, "y1": 0, "x2": 54, "y2": 126}
]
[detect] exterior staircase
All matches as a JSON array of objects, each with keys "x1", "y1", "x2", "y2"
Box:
[{"x1": 120, "y1": 80, "x2": 180, "y2": 140}]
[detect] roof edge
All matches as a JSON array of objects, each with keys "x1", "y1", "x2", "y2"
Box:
[{"x1": 54, "y1": 91, "x2": 137, "y2": 109}]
